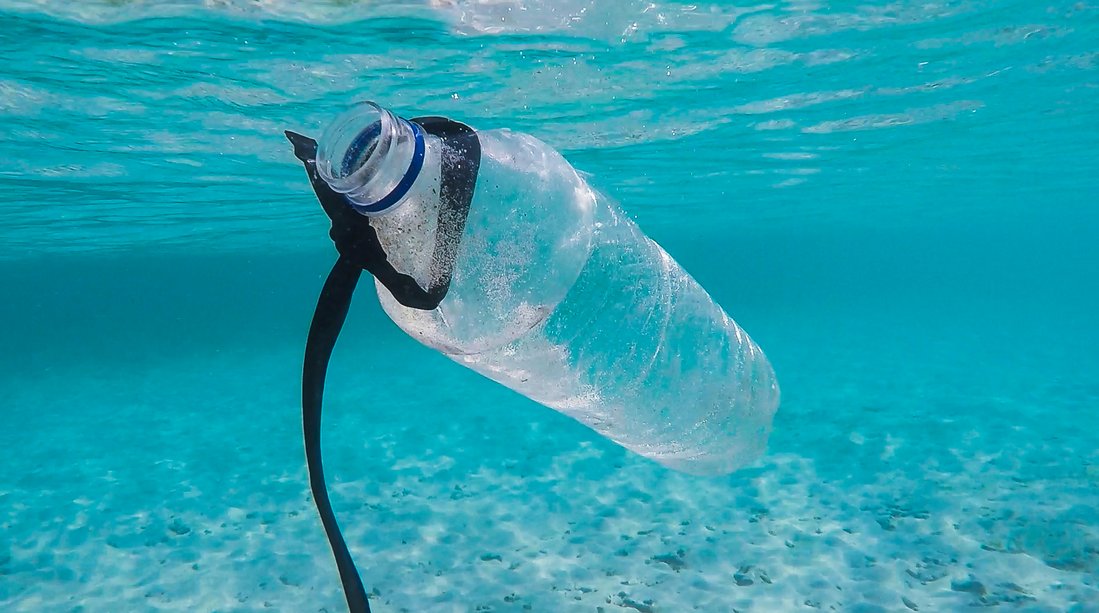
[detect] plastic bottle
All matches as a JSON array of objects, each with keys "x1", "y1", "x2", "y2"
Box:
[{"x1": 315, "y1": 102, "x2": 779, "y2": 475}]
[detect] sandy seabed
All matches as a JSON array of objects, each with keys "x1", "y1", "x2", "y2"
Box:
[{"x1": 3, "y1": 308, "x2": 1098, "y2": 612}]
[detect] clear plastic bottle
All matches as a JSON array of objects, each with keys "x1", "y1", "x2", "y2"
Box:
[{"x1": 316, "y1": 102, "x2": 779, "y2": 475}]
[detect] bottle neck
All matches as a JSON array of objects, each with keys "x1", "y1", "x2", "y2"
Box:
[{"x1": 316, "y1": 102, "x2": 436, "y2": 216}]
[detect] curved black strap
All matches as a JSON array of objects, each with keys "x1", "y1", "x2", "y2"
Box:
[
  {"x1": 302, "y1": 255, "x2": 370, "y2": 613},
  {"x1": 286, "y1": 117, "x2": 481, "y2": 613}
]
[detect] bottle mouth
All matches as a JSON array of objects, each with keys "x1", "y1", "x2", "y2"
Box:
[
  {"x1": 339, "y1": 120, "x2": 382, "y2": 179},
  {"x1": 316, "y1": 101, "x2": 425, "y2": 215}
]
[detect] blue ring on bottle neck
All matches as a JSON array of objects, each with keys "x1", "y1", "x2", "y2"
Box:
[{"x1": 343, "y1": 119, "x2": 426, "y2": 215}]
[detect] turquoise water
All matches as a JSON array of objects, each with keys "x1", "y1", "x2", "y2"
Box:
[{"x1": 2, "y1": 0, "x2": 1098, "y2": 611}]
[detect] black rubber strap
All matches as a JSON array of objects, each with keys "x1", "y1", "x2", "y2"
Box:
[
  {"x1": 302, "y1": 255, "x2": 370, "y2": 613},
  {"x1": 286, "y1": 117, "x2": 480, "y2": 613}
]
